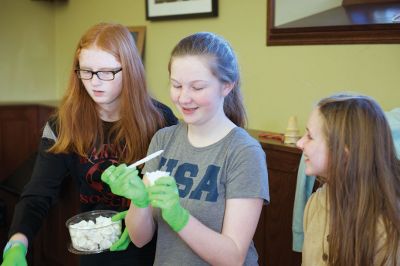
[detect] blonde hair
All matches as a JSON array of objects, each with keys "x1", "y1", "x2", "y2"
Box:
[
  {"x1": 49, "y1": 23, "x2": 165, "y2": 163},
  {"x1": 318, "y1": 94, "x2": 400, "y2": 265}
]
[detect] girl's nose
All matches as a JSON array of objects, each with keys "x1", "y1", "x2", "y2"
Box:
[
  {"x1": 178, "y1": 87, "x2": 192, "y2": 104},
  {"x1": 90, "y1": 74, "x2": 102, "y2": 85},
  {"x1": 296, "y1": 135, "x2": 305, "y2": 150}
]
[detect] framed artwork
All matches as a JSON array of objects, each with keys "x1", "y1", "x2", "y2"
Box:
[
  {"x1": 127, "y1": 26, "x2": 146, "y2": 58},
  {"x1": 267, "y1": 0, "x2": 400, "y2": 45},
  {"x1": 145, "y1": 0, "x2": 218, "y2": 21}
]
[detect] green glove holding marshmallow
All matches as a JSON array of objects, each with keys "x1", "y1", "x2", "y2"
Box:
[
  {"x1": 147, "y1": 176, "x2": 189, "y2": 232},
  {"x1": 101, "y1": 164, "x2": 150, "y2": 208},
  {"x1": 2, "y1": 241, "x2": 27, "y2": 266},
  {"x1": 101, "y1": 164, "x2": 150, "y2": 251}
]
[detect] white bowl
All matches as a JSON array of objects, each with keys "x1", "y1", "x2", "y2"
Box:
[{"x1": 66, "y1": 210, "x2": 122, "y2": 253}]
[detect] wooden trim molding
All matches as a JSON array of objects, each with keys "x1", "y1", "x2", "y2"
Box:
[{"x1": 267, "y1": 0, "x2": 400, "y2": 45}]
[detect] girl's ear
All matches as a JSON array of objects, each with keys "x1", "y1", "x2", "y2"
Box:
[{"x1": 222, "y1": 82, "x2": 234, "y2": 96}]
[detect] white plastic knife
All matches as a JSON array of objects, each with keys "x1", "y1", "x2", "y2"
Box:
[{"x1": 128, "y1": 150, "x2": 164, "y2": 169}]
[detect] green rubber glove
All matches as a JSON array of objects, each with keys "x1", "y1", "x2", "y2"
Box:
[
  {"x1": 148, "y1": 176, "x2": 189, "y2": 232},
  {"x1": 109, "y1": 211, "x2": 130, "y2": 251},
  {"x1": 101, "y1": 164, "x2": 150, "y2": 208},
  {"x1": 2, "y1": 244, "x2": 27, "y2": 266}
]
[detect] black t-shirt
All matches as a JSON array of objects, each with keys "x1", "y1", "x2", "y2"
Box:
[{"x1": 9, "y1": 100, "x2": 178, "y2": 266}]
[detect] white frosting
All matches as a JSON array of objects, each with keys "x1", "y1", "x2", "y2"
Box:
[{"x1": 146, "y1": 170, "x2": 170, "y2": 186}]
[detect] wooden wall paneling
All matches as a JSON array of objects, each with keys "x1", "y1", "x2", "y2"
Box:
[
  {"x1": 0, "y1": 106, "x2": 39, "y2": 182},
  {"x1": 37, "y1": 105, "x2": 56, "y2": 133},
  {"x1": 250, "y1": 130, "x2": 302, "y2": 266},
  {"x1": 0, "y1": 189, "x2": 19, "y2": 254},
  {"x1": 253, "y1": 206, "x2": 266, "y2": 265}
]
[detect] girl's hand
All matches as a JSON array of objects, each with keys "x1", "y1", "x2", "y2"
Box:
[
  {"x1": 101, "y1": 164, "x2": 150, "y2": 208},
  {"x1": 147, "y1": 176, "x2": 189, "y2": 232}
]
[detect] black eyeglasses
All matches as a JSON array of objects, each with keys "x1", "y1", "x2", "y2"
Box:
[{"x1": 75, "y1": 68, "x2": 122, "y2": 81}]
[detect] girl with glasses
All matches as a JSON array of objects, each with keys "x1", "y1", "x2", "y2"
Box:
[{"x1": 2, "y1": 22, "x2": 177, "y2": 266}]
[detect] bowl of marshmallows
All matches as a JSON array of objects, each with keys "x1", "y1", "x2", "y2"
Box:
[{"x1": 66, "y1": 210, "x2": 122, "y2": 254}]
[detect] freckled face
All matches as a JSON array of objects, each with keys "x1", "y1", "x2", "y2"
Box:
[
  {"x1": 169, "y1": 55, "x2": 231, "y2": 127},
  {"x1": 296, "y1": 108, "x2": 329, "y2": 177},
  {"x1": 78, "y1": 48, "x2": 123, "y2": 110}
]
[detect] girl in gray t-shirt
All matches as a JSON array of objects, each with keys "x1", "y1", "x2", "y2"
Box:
[{"x1": 102, "y1": 32, "x2": 269, "y2": 266}]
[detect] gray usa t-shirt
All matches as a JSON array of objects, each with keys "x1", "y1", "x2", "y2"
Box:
[{"x1": 143, "y1": 123, "x2": 269, "y2": 266}]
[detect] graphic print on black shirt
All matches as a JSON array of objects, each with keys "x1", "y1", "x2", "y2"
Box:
[{"x1": 79, "y1": 144, "x2": 131, "y2": 211}]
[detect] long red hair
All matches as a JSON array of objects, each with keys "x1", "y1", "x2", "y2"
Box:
[{"x1": 49, "y1": 23, "x2": 165, "y2": 163}]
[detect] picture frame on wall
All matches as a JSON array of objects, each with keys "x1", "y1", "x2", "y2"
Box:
[
  {"x1": 146, "y1": 0, "x2": 218, "y2": 21},
  {"x1": 127, "y1": 26, "x2": 146, "y2": 58}
]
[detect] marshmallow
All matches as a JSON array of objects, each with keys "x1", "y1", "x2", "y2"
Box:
[
  {"x1": 68, "y1": 215, "x2": 121, "y2": 252},
  {"x1": 146, "y1": 170, "x2": 170, "y2": 186}
]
